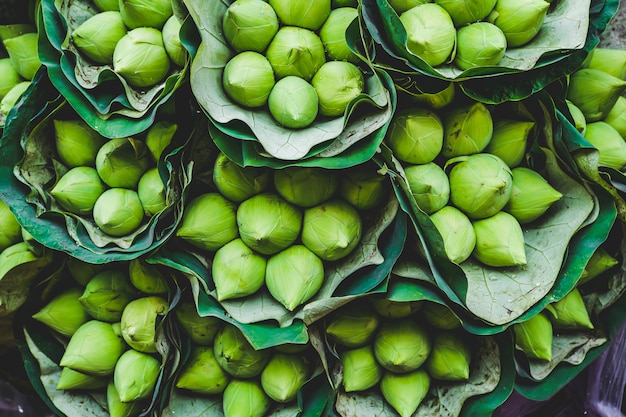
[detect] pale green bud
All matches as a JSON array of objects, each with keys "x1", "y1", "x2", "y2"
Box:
[
  {"x1": 380, "y1": 369, "x2": 430, "y2": 417},
  {"x1": 472, "y1": 211, "x2": 526, "y2": 267},
  {"x1": 223, "y1": 51, "x2": 276, "y2": 108},
  {"x1": 442, "y1": 103, "x2": 494, "y2": 158},
  {"x1": 32, "y1": 287, "x2": 90, "y2": 337},
  {"x1": 93, "y1": 188, "x2": 145, "y2": 236},
  {"x1": 114, "y1": 349, "x2": 160, "y2": 402},
  {"x1": 121, "y1": 295, "x2": 169, "y2": 353},
  {"x1": 579, "y1": 247, "x2": 619, "y2": 285},
  {"x1": 405, "y1": 162, "x2": 450, "y2": 215},
  {"x1": 113, "y1": 27, "x2": 171, "y2": 88},
  {"x1": 3, "y1": 33, "x2": 40, "y2": 80},
  {"x1": 0, "y1": 81, "x2": 30, "y2": 115},
  {"x1": 50, "y1": 167, "x2": 106, "y2": 216},
  {"x1": 145, "y1": 121, "x2": 177, "y2": 162},
  {"x1": 454, "y1": 22, "x2": 506, "y2": 70},
  {"x1": 374, "y1": 320, "x2": 431, "y2": 373},
  {"x1": 137, "y1": 168, "x2": 167, "y2": 217},
  {"x1": 386, "y1": 107, "x2": 444, "y2": 164},
  {"x1": 213, "y1": 153, "x2": 270, "y2": 203},
  {"x1": 604, "y1": 96, "x2": 626, "y2": 138},
  {"x1": 80, "y1": 269, "x2": 137, "y2": 322},
  {"x1": 545, "y1": 288, "x2": 594, "y2": 330},
  {"x1": 222, "y1": 0, "x2": 279, "y2": 53},
  {"x1": 107, "y1": 381, "x2": 145, "y2": 417},
  {"x1": 212, "y1": 238, "x2": 267, "y2": 301},
  {"x1": 430, "y1": 205, "x2": 476, "y2": 264},
  {"x1": 94, "y1": 0, "x2": 118, "y2": 11},
  {"x1": 176, "y1": 193, "x2": 238, "y2": 251},
  {"x1": 504, "y1": 167, "x2": 562, "y2": 224},
  {"x1": 333, "y1": 0, "x2": 358, "y2": 7},
  {"x1": 487, "y1": 0, "x2": 549, "y2": 47},
  {"x1": 340, "y1": 345, "x2": 382, "y2": 392},
  {"x1": 266, "y1": 26, "x2": 326, "y2": 81},
  {"x1": 0, "y1": 199, "x2": 22, "y2": 252},
  {"x1": 584, "y1": 121, "x2": 626, "y2": 170},
  {"x1": 0, "y1": 242, "x2": 38, "y2": 278},
  {"x1": 435, "y1": 0, "x2": 497, "y2": 26},
  {"x1": 326, "y1": 303, "x2": 380, "y2": 347},
  {"x1": 162, "y1": 16, "x2": 187, "y2": 67},
  {"x1": 119, "y1": 0, "x2": 173, "y2": 29},
  {"x1": 260, "y1": 353, "x2": 309, "y2": 403},
  {"x1": 399, "y1": 4, "x2": 455, "y2": 67},
  {"x1": 565, "y1": 100, "x2": 587, "y2": 136},
  {"x1": 213, "y1": 324, "x2": 270, "y2": 378},
  {"x1": 268, "y1": 75, "x2": 319, "y2": 128},
  {"x1": 339, "y1": 165, "x2": 389, "y2": 210},
  {"x1": 0, "y1": 58, "x2": 20, "y2": 100},
  {"x1": 513, "y1": 313, "x2": 552, "y2": 361},
  {"x1": 71, "y1": 11, "x2": 127, "y2": 65},
  {"x1": 67, "y1": 258, "x2": 106, "y2": 286},
  {"x1": 387, "y1": 0, "x2": 430, "y2": 13},
  {"x1": 422, "y1": 302, "x2": 461, "y2": 330},
  {"x1": 408, "y1": 82, "x2": 456, "y2": 110},
  {"x1": 96, "y1": 137, "x2": 151, "y2": 189},
  {"x1": 566, "y1": 68, "x2": 626, "y2": 122},
  {"x1": 53, "y1": 119, "x2": 106, "y2": 168},
  {"x1": 174, "y1": 301, "x2": 223, "y2": 346},
  {"x1": 176, "y1": 346, "x2": 230, "y2": 394},
  {"x1": 371, "y1": 299, "x2": 422, "y2": 318},
  {"x1": 269, "y1": 0, "x2": 330, "y2": 30},
  {"x1": 312, "y1": 60, "x2": 364, "y2": 117},
  {"x1": 582, "y1": 47, "x2": 626, "y2": 80},
  {"x1": 222, "y1": 380, "x2": 271, "y2": 417},
  {"x1": 56, "y1": 367, "x2": 108, "y2": 390},
  {"x1": 128, "y1": 258, "x2": 169, "y2": 294},
  {"x1": 484, "y1": 120, "x2": 535, "y2": 168},
  {"x1": 425, "y1": 332, "x2": 471, "y2": 380},
  {"x1": 274, "y1": 167, "x2": 338, "y2": 208},
  {"x1": 319, "y1": 7, "x2": 359, "y2": 62}
]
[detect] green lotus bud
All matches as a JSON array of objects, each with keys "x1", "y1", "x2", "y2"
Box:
[
  {"x1": 129, "y1": 258, "x2": 169, "y2": 294},
  {"x1": 319, "y1": 7, "x2": 359, "y2": 62},
  {"x1": 176, "y1": 193, "x2": 238, "y2": 251},
  {"x1": 399, "y1": 3, "x2": 456, "y2": 67},
  {"x1": 266, "y1": 245, "x2": 324, "y2": 310},
  {"x1": 94, "y1": 0, "x2": 119, "y2": 11},
  {"x1": 223, "y1": 51, "x2": 276, "y2": 108},
  {"x1": 54, "y1": 119, "x2": 106, "y2": 168},
  {"x1": 582, "y1": 47, "x2": 626, "y2": 80},
  {"x1": 213, "y1": 153, "x2": 270, "y2": 203},
  {"x1": 374, "y1": 320, "x2": 431, "y2": 373},
  {"x1": 137, "y1": 168, "x2": 167, "y2": 217},
  {"x1": 79, "y1": 269, "x2": 137, "y2": 322},
  {"x1": 119, "y1": 0, "x2": 173, "y2": 29},
  {"x1": 32, "y1": 287, "x2": 90, "y2": 337},
  {"x1": 114, "y1": 349, "x2": 160, "y2": 402},
  {"x1": 49, "y1": 167, "x2": 106, "y2": 215},
  {"x1": 584, "y1": 121, "x2": 626, "y2": 170},
  {"x1": 121, "y1": 295, "x2": 169, "y2": 353},
  {"x1": 454, "y1": 22, "x2": 506, "y2": 70},
  {"x1": 371, "y1": 299, "x2": 422, "y2": 318},
  {"x1": 0, "y1": 24, "x2": 36, "y2": 42},
  {"x1": 380, "y1": 369, "x2": 430, "y2": 417},
  {"x1": 222, "y1": 380, "x2": 271, "y2": 417},
  {"x1": 274, "y1": 167, "x2": 339, "y2": 207},
  {"x1": 268, "y1": 75, "x2": 319, "y2": 128},
  {"x1": 0, "y1": 58, "x2": 20, "y2": 100},
  {"x1": 422, "y1": 302, "x2": 461, "y2": 329},
  {"x1": 579, "y1": 247, "x2": 619, "y2": 285},
  {"x1": 487, "y1": 0, "x2": 549, "y2": 47},
  {"x1": 59, "y1": 320, "x2": 125, "y2": 375},
  {"x1": 442, "y1": 102, "x2": 494, "y2": 158},
  {"x1": 435, "y1": 0, "x2": 497, "y2": 26},
  {"x1": 113, "y1": 27, "x2": 171, "y2": 88},
  {"x1": 430, "y1": 205, "x2": 476, "y2": 264},
  {"x1": 472, "y1": 211, "x2": 526, "y2": 267},
  {"x1": 213, "y1": 324, "x2": 270, "y2": 378},
  {"x1": 339, "y1": 165, "x2": 389, "y2": 210},
  {"x1": 545, "y1": 288, "x2": 593, "y2": 330},
  {"x1": 265, "y1": 26, "x2": 326, "y2": 81},
  {"x1": 563, "y1": 100, "x2": 587, "y2": 136},
  {"x1": 386, "y1": 107, "x2": 444, "y2": 164},
  {"x1": 175, "y1": 301, "x2": 223, "y2": 346},
  {"x1": 176, "y1": 346, "x2": 230, "y2": 394},
  {"x1": 333, "y1": 0, "x2": 358, "y2": 7},
  {"x1": 0, "y1": 199, "x2": 22, "y2": 252},
  {"x1": 604, "y1": 96, "x2": 626, "y2": 138},
  {"x1": 93, "y1": 188, "x2": 145, "y2": 236},
  {"x1": 408, "y1": 82, "x2": 456, "y2": 110},
  {"x1": 237, "y1": 193, "x2": 302, "y2": 255},
  {"x1": 484, "y1": 120, "x2": 534, "y2": 168},
  {"x1": 71, "y1": 11, "x2": 127, "y2": 65},
  {"x1": 0, "y1": 81, "x2": 30, "y2": 115},
  {"x1": 513, "y1": 312, "x2": 552, "y2": 361},
  {"x1": 504, "y1": 167, "x2": 562, "y2": 224},
  {"x1": 388, "y1": 0, "x2": 431, "y2": 13},
  {"x1": 566, "y1": 68, "x2": 626, "y2": 122},
  {"x1": 404, "y1": 162, "x2": 450, "y2": 215},
  {"x1": 3, "y1": 33, "x2": 40, "y2": 80},
  {"x1": 312, "y1": 61, "x2": 364, "y2": 117},
  {"x1": 448, "y1": 153, "x2": 513, "y2": 219},
  {"x1": 326, "y1": 303, "x2": 380, "y2": 347},
  {"x1": 107, "y1": 381, "x2": 145, "y2": 417},
  {"x1": 0, "y1": 242, "x2": 38, "y2": 283},
  {"x1": 145, "y1": 121, "x2": 177, "y2": 162},
  {"x1": 67, "y1": 258, "x2": 106, "y2": 286},
  {"x1": 96, "y1": 137, "x2": 151, "y2": 188},
  {"x1": 269, "y1": 0, "x2": 330, "y2": 30},
  {"x1": 162, "y1": 16, "x2": 187, "y2": 67},
  {"x1": 212, "y1": 238, "x2": 267, "y2": 301},
  {"x1": 301, "y1": 199, "x2": 362, "y2": 261},
  {"x1": 56, "y1": 367, "x2": 108, "y2": 390},
  {"x1": 340, "y1": 345, "x2": 382, "y2": 392},
  {"x1": 222, "y1": 0, "x2": 279, "y2": 53},
  {"x1": 425, "y1": 332, "x2": 471, "y2": 380},
  {"x1": 260, "y1": 353, "x2": 308, "y2": 403}
]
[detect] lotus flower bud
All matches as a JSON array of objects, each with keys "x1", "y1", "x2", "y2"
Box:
[
  {"x1": 54, "y1": 119, "x2": 106, "y2": 168},
  {"x1": 0, "y1": 199, "x2": 22, "y2": 252},
  {"x1": 175, "y1": 301, "x2": 223, "y2": 346},
  {"x1": 504, "y1": 167, "x2": 562, "y2": 224},
  {"x1": 422, "y1": 302, "x2": 461, "y2": 329},
  {"x1": 326, "y1": 303, "x2": 380, "y2": 347},
  {"x1": 119, "y1": 0, "x2": 173, "y2": 29},
  {"x1": 266, "y1": 26, "x2": 326, "y2": 81},
  {"x1": 340, "y1": 345, "x2": 382, "y2": 392},
  {"x1": 380, "y1": 369, "x2": 430, "y2": 417},
  {"x1": 301, "y1": 199, "x2": 362, "y2": 261},
  {"x1": 583, "y1": 121, "x2": 626, "y2": 170},
  {"x1": 137, "y1": 168, "x2": 167, "y2": 217},
  {"x1": 176, "y1": 193, "x2": 238, "y2": 251},
  {"x1": 487, "y1": 0, "x2": 549, "y2": 47},
  {"x1": 96, "y1": 137, "x2": 151, "y2": 188},
  {"x1": 455, "y1": 22, "x2": 506, "y2": 70},
  {"x1": 0, "y1": 242, "x2": 38, "y2": 279},
  {"x1": 484, "y1": 120, "x2": 534, "y2": 168},
  {"x1": 0, "y1": 58, "x2": 20, "y2": 100},
  {"x1": 0, "y1": 81, "x2": 30, "y2": 115},
  {"x1": 94, "y1": 0, "x2": 118, "y2": 11},
  {"x1": 162, "y1": 16, "x2": 187, "y2": 67},
  {"x1": 374, "y1": 320, "x2": 431, "y2": 373},
  {"x1": 176, "y1": 346, "x2": 230, "y2": 394},
  {"x1": 472, "y1": 211, "x2": 526, "y2": 267},
  {"x1": 513, "y1": 312, "x2": 552, "y2": 361},
  {"x1": 59, "y1": 320, "x2": 125, "y2": 375},
  {"x1": 604, "y1": 96, "x2": 626, "y2": 138},
  {"x1": 71, "y1": 11, "x2": 127, "y2": 65},
  {"x1": 386, "y1": 107, "x2": 444, "y2": 164},
  {"x1": 223, "y1": 51, "x2": 276, "y2": 108},
  {"x1": 408, "y1": 82, "x2": 456, "y2": 110},
  {"x1": 3, "y1": 33, "x2": 40, "y2": 80},
  {"x1": 399, "y1": 4, "x2": 456, "y2": 67},
  {"x1": 222, "y1": 380, "x2": 271, "y2": 417},
  {"x1": 319, "y1": 7, "x2": 359, "y2": 62},
  {"x1": 274, "y1": 167, "x2": 338, "y2": 208},
  {"x1": 312, "y1": 61, "x2": 364, "y2": 117},
  {"x1": 32, "y1": 288, "x2": 90, "y2": 337},
  {"x1": 79, "y1": 270, "x2": 137, "y2": 322},
  {"x1": 212, "y1": 238, "x2": 267, "y2": 301},
  {"x1": 145, "y1": 121, "x2": 177, "y2": 162},
  {"x1": 114, "y1": 349, "x2": 160, "y2": 402},
  {"x1": 56, "y1": 367, "x2": 108, "y2": 390},
  {"x1": 405, "y1": 163, "x2": 450, "y2": 215},
  {"x1": 107, "y1": 381, "x2": 145, "y2": 417},
  {"x1": 213, "y1": 153, "x2": 270, "y2": 203},
  {"x1": 121, "y1": 295, "x2": 169, "y2": 353},
  {"x1": 213, "y1": 324, "x2": 270, "y2": 378},
  {"x1": 93, "y1": 188, "x2": 145, "y2": 236},
  {"x1": 566, "y1": 68, "x2": 626, "y2": 122},
  {"x1": 545, "y1": 288, "x2": 593, "y2": 330},
  {"x1": 237, "y1": 193, "x2": 302, "y2": 255},
  {"x1": 448, "y1": 153, "x2": 513, "y2": 219},
  {"x1": 435, "y1": 0, "x2": 497, "y2": 26},
  {"x1": 566, "y1": 100, "x2": 587, "y2": 135},
  {"x1": 260, "y1": 353, "x2": 309, "y2": 403},
  {"x1": 222, "y1": 0, "x2": 279, "y2": 53},
  {"x1": 50, "y1": 167, "x2": 106, "y2": 215},
  {"x1": 268, "y1": 75, "x2": 319, "y2": 128},
  {"x1": 425, "y1": 332, "x2": 471, "y2": 380},
  {"x1": 371, "y1": 299, "x2": 422, "y2": 318},
  {"x1": 129, "y1": 258, "x2": 169, "y2": 294},
  {"x1": 582, "y1": 47, "x2": 626, "y2": 80},
  {"x1": 430, "y1": 205, "x2": 476, "y2": 264},
  {"x1": 266, "y1": 245, "x2": 324, "y2": 310},
  {"x1": 579, "y1": 247, "x2": 619, "y2": 285},
  {"x1": 442, "y1": 102, "x2": 493, "y2": 158},
  {"x1": 269, "y1": 0, "x2": 331, "y2": 30},
  {"x1": 113, "y1": 28, "x2": 171, "y2": 88},
  {"x1": 387, "y1": 0, "x2": 430, "y2": 13},
  {"x1": 67, "y1": 258, "x2": 106, "y2": 286},
  {"x1": 339, "y1": 166, "x2": 389, "y2": 210}
]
